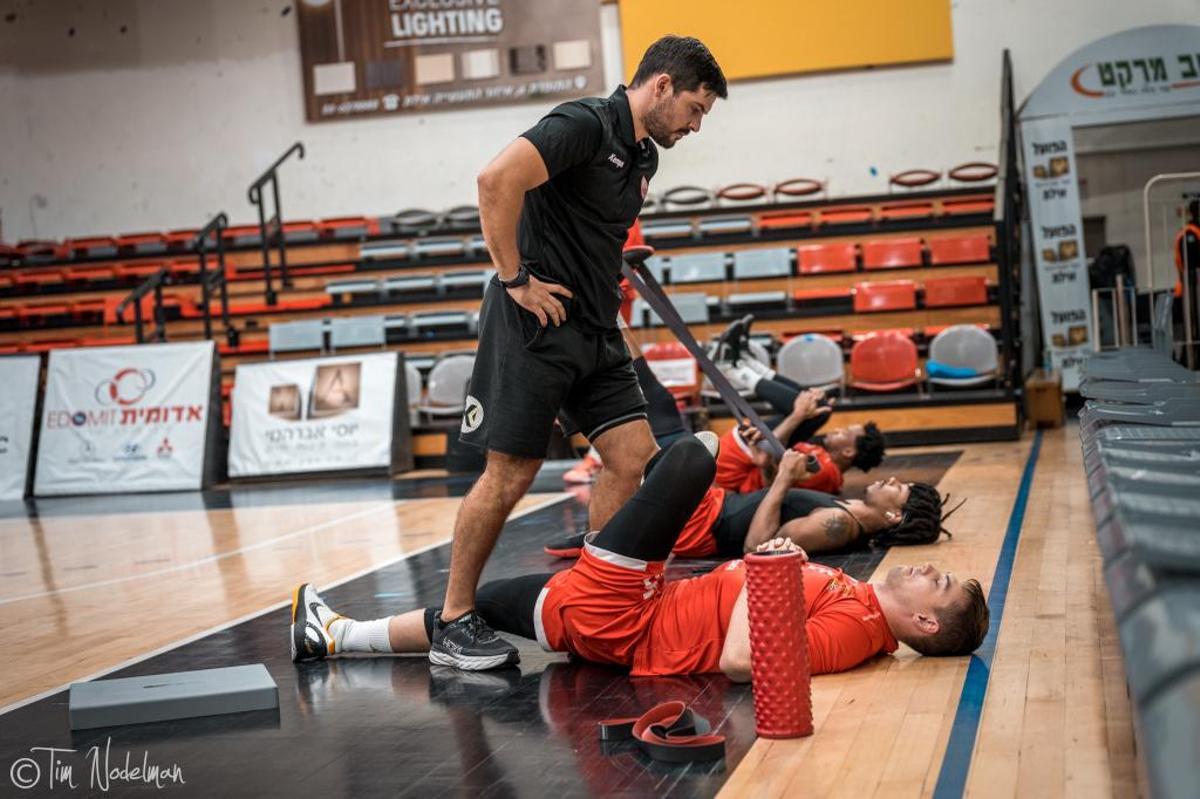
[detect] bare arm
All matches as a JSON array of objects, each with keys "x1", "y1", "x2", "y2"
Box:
[
  {"x1": 477, "y1": 138, "x2": 572, "y2": 326},
  {"x1": 720, "y1": 585, "x2": 752, "y2": 682},
  {"x1": 775, "y1": 507, "x2": 861, "y2": 554}
]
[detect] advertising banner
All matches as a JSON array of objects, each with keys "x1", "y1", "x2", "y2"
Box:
[
  {"x1": 0, "y1": 356, "x2": 41, "y2": 501},
  {"x1": 34, "y1": 342, "x2": 215, "y2": 496},
  {"x1": 228, "y1": 352, "x2": 399, "y2": 477},
  {"x1": 1021, "y1": 115, "x2": 1093, "y2": 390},
  {"x1": 296, "y1": 0, "x2": 605, "y2": 122}
]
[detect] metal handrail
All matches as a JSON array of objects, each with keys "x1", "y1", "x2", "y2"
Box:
[
  {"x1": 247, "y1": 142, "x2": 306, "y2": 305},
  {"x1": 195, "y1": 212, "x2": 238, "y2": 347},
  {"x1": 114, "y1": 267, "x2": 171, "y2": 344}
]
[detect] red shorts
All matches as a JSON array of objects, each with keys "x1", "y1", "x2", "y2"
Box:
[{"x1": 535, "y1": 544, "x2": 664, "y2": 669}]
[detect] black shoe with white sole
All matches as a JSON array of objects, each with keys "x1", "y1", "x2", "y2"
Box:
[{"x1": 429, "y1": 610, "x2": 520, "y2": 671}]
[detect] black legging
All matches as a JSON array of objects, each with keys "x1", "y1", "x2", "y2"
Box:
[
  {"x1": 634, "y1": 357, "x2": 689, "y2": 447},
  {"x1": 432, "y1": 437, "x2": 717, "y2": 641}
]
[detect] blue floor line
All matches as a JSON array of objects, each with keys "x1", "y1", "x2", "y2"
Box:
[{"x1": 932, "y1": 430, "x2": 1043, "y2": 798}]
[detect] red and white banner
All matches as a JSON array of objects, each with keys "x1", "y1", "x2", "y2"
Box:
[
  {"x1": 228, "y1": 352, "x2": 398, "y2": 478},
  {"x1": 0, "y1": 356, "x2": 41, "y2": 501},
  {"x1": 34, "y1": 342, "x2": 215, "y2": 496}
]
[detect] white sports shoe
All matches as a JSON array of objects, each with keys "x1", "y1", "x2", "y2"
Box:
[
  {"x1": 739, "y1": 357, "x2": 777, "y2": 382},
  {"x1": 720, "y1": 362, "x2": 762, "y2": 393},
  {"x1": 695, "y1": 430, "x2": 721, "y2": 460},
  {"x1": 291, "y1": 583, "x2": 342, "y2": 662}
]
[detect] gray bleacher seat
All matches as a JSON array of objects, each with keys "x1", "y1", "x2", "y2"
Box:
[
  {"x1": 777, "y1": 333, "x2": 845, "y2": 391},
  {"x1": 698, "y1": 215, "x2": 754, "y2": 236},
  {"x1": 269, "y1": 319, "x2": 325, "y2": 358},
  {"x1": 733, "y1": 248, "x2": 792, "y2": 279},
  {"x1": 642, "y1": 219, "x2": 694, "y2": 240},
  {"x1": 384, "y1": 314, "x2": 410, "y2": 338},
  {"x1": 283, "y1": 226, "x2": 320, "y2": 244},
  {"x1": 413, "y1": 237, "x2": 467, "y2": 259},
  {"x1": 325, "y1": 278, "x2": 382, "y2": 301},
  {"x1": 410, "y1": 310, "x2": 472, "y2": 337},
  {"x1": 669, "y1": 252, "x2": 727, "y2": 284},
  {"x1": 329, "y1": 315, "x2": 386, "y2": 351},
  {"x1": 928, "y1": 325, "x2": 999, "y2": 387},
  {"x1": 646, "y1": 292, "x2": 709, "y2": 325},
  {"x1": 383, "y1": 273, "x2": 437, "y2": 296},
  {"x1": 1140, "y1": 672, "x2": 1200, "y2": 799},
  {"x1": 467, "y1": 234, "x2": 488, "y2": 256},
  {"x1": 360, "y1": 240, "x2": 411, "y2": 262},
  {"x1": 726, "y1": 290, "x2": 788, "y2": 312},
  {"x1": 418, "y1": 354, "x2": 476, "y2": 416},
  {"x1": 438, "y1": 269, "x2": 493, "y2": 293},
  {"x1": 644, "y1": 256, "x2": 668, "y2": 283}
]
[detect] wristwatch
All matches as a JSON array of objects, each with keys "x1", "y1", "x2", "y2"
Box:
[{"x1": 499, "y1": 264, "x2": 531, "y2": 289}]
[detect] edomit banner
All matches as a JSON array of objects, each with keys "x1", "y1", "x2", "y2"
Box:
[
  {"x1": 228, "y1": 352, "x2": 400, "y2": 477},
  {"x1": 34, "y1": 342, "x2": 216, "y2": 496},
  {"x1": 0, "y1": 356, "x2": 41, "y2": 501}
]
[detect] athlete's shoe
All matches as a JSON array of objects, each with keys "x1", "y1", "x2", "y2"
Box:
[
  {"x1": 429, "y1": 611, "x2": 520, "y2": 671},
  {"x1": 696, "y1": 430, "x2": 721, "y2": 460},
  {"x1": 563, "y1": 452, "x2": 603, "y2": 484},
  {"x1": 712, "y1": 317, "x2": 749, "y2": 364},
  {"x1": 544, "y1": 530, "x2": 588, "y2": 559},
  {"x1": 291, "y1": 583, "x2": 342, "y2": 662},
  {"x1": 739, "y1": 355, "x2": 777, "y2": 382},
  {"x1": 719, "y1": 361, "x2": 763, "y2": 394}
]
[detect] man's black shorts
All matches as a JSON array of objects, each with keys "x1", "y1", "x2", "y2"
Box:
[{"x1": 459, "y1": 276, "x2": 647, "y2": 459}]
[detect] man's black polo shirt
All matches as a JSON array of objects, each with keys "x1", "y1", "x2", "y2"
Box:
[{"x1": 518, "y1": 85, "x2": 658, "y2": 331}]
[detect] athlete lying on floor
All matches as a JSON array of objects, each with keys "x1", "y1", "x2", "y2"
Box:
[
  {"x1": 290, "y1": 437, "x2": 989, "y2": 676},
  {"x1": 546, "y1": 444, "x2": 955, "y2": 559}
]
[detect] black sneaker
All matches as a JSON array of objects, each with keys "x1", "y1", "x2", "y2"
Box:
[
  {"x1": 713, "y1": 316, "x2": 749, "y2": 363},
  {"x1": 429, "y1": 611, "x2": 519, "y2": 671},
  {"x1": 543, "y1": 531, "x2": 588, "y2": 559}
]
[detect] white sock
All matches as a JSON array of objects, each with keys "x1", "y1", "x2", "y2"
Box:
[{"x1": 330, "y1": 617, "x2": 394, "y2": 654}]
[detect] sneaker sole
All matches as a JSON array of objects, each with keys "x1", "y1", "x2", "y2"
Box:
[
  {"x1": 428, "y1": 649, "x2": 519, "y2": 671},
  {"x1": 289, "y1": 583, "x2": 307, "y2": 663}
]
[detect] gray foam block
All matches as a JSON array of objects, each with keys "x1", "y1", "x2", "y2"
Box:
[{"x1": 69, "y1": 664, "x2": 278, "y2": 730}]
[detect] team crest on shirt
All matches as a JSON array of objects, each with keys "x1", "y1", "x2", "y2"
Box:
[{"x1": 461, "y1": 395, "x2": 484, "y2": 433}]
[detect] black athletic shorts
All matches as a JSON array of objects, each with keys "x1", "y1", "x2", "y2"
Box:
[{"x1": 459, "y1": 275, "x2": 648, "y2": 459}]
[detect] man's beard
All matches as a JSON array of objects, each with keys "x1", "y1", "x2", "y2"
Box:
[{"x1": 644, "y1": 99, "x2": 680, "y2": 148}]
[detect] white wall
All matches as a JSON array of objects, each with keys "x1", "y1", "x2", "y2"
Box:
[{"x1": 2, "y1": 0, "x2": 1198, "y2": 242}]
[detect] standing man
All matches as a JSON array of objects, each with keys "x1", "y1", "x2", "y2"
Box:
[{"x1": 432, "y1": 36, "x2": 728, "y2": 670}]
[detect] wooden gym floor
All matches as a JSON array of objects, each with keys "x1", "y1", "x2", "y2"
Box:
[{"x1": 0, "y1": 425, "x2": 1135, "y2": 797}]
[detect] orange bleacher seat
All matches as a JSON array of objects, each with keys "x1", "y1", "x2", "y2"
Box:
[
  {"x1": 854, "y1": 280, "x2": 917, "y2": 313},
  {"x1": 0, "y1": 274, "x2": 12, "y2": 292},
  {"x1": 642, "y1": 341, "x2": 699, "y2": 402},
  {"x1": 17, "y1": 240, "x2": 64, "y2": 261},
  {"x1": 877, "y1": 202, "x2": 935, "y2": 222},
  {"x1": 942, "y1": 197, "x2": 994, "y2": 216},
  {"x1": 13, "y1": 270, "x2": 63, "y2": 289},
  {"x1": 862, "y1": 237, "x2": 923, "y2": 270},
  {"x1": 758, "y1": 210, "x2": 814, "y2": 232},
  {"x1": 116, "y1": 232, "x2": 168, "y2": 253},
  {"x1": 0, "y1": 306, "x2": 17, "y2": 326},
  {"x1": 17, "y1": 302, "x2": 71, "y2": 324},
  {"x1": 166, "y1": 229, "x2": 201, "y2": 250},
  {"x1": 22, "y1": 338, "x2": 80, "y2": 353},
  {"x1": 115, "y1": 262, "x2": 167, "y2": 281},
  {"x1": 849, "y1": 332, "x2": 920, "y2": 392},
  {"x1": 927, "y1": 234, "x2": 991, "y2": 265},
  {"x1": 0, "y1": 344, "x2": 20, "y2": 355},
  {"x1": 850, "y1": 328, "x2": 915, "y2": 343},
  {"x1": 924, "y1": 276, "x2": 989, "y2": 308},
  {"x1": 71, "y1": 299, "x2": 108, "y2": 320},
  {"x1": 320, "y1": 216, "x2": 380, "y2": 239},
  {"x1": 79, "y1": 335, "x2": 135, "y2": 348},
  {"x1": 797, "y1": 243, "x2": 857, "y2": 274},
  {"x1": 819, "y1": 206, "x2": 873, "y2": 226},
  {"x1": 793, "y1": 286, "x2": 853, "y2": 303},
  {"x1": 168, "y1": 260, "x2": 202, "y2": 277},
  {"x1": 64, "y1": 265, "x2": 117, "y2": 284}
]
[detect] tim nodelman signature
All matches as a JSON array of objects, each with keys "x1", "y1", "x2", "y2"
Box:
[{"x1": 10, "y1": 738, "x2": 185, "y2": 791}]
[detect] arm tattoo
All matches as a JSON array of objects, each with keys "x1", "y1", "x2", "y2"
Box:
[{"x1": 822, "y1": 512, "x2": 852, "y2": 547}]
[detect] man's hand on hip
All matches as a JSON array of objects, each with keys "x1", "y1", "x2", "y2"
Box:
[{"x1": 507, "y1": 276, "x2": 574, "y2": 327}]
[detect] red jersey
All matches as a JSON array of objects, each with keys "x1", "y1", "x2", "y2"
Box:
[
  {"x1": 537, "y1": 546, "x2": 897, "y2": 678},
  {"x1": 618, "y1": 220, "x2": 646, "y2": 323},
  {"x1": 672, "y1": 485, "x2": 727, "y2": 558},
  {"x1": 715, "y1": 429, "x2": 844, "y2": 495}
]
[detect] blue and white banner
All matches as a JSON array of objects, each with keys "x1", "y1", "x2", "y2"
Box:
[{"x1": 0, "y1": 356, "x2": 41, "y2": 500}]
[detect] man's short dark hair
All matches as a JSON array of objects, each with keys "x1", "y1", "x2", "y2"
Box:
[
  {"x1": 630, "y1": 35, "x2": 728, "y2": 99},
  {"x1": 851, "y1": 422, "x2": 885, "y2": 471},
  {"x1": 907, "y1": 579, "x2": 990, "y2": 657}
]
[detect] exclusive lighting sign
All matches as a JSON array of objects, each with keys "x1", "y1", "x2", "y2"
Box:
[{"x1": 296, "y1": 0, "x2": 605, "y2": 121}]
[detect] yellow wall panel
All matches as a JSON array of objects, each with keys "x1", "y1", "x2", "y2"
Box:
[{"x1": 618, "y1": 0, "x2": 953, "y2": 83}]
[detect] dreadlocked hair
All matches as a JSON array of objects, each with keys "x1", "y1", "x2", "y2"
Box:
[
  {"x1": 872, "y1": 483, "x2": 966, "y2": 547},
  {"x1": 851, "y1": 422, "x2": 885, "y2": 471}
]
